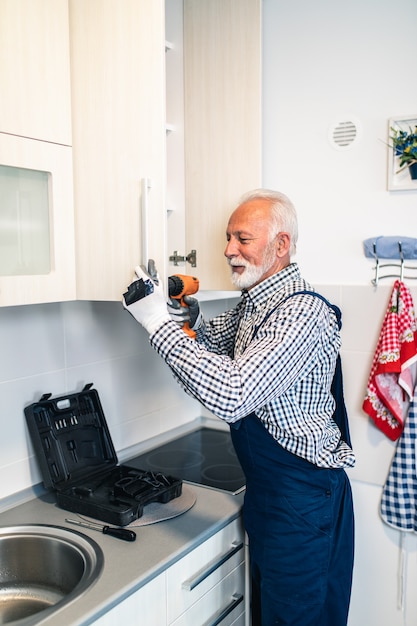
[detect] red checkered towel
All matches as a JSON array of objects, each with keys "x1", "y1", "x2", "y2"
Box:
[{"x1": 363, "y1": 280, "x2": 417, "y2": 441}]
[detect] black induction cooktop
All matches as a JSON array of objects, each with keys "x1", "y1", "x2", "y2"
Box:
[{"x1": 128, "y1": 427, "x2": 246, "y2": 495}]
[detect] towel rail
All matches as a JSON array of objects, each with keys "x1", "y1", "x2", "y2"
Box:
[{"x1": 371, "y1": 241, "x2": 417, "y2": 286}]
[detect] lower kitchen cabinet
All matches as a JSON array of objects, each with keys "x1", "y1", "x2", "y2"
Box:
[
  {"x1": 90, "y1": 518, "x2": 245, "y2": 626},
  {"x1": 166, "y1": 518, "x2": 245, "y2": 625},
  {"x1": 90, "y1": 572, "x2": 166, "y2": 626}
]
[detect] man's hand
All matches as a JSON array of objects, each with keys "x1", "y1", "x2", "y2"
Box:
[
  {"x1": 122, "y1": 264, "x2": 170, "y2": 335},
  {"x1": 167, "y1": 296, "x2": 202, "y2": 331}
]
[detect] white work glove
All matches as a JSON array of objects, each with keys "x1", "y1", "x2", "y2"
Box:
[
  {"x1": 122, "y1": 262, "x2": 170, "y2": 335},
  {"x1": 167, "y1": 296, "x2": 202, "y2": 331}
]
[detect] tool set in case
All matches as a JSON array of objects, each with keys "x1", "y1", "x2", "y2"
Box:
[{"x1": 24, "y1": 384, "x2": 182, "y2": 526}]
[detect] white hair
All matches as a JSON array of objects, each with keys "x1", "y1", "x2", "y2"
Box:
[{"x1": 238, "y1": 188, "x2": 298, "y2": 256}]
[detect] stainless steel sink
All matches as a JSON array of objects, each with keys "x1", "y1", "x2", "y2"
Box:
[{"x1": 0, "y1": 524, "x2": 104, "y2": 625}]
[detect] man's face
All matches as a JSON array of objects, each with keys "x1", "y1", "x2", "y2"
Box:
[{"x1": 224, "y1": 199, "x2": 287, "y2": 290}]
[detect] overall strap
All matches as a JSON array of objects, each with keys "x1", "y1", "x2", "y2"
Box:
[
  {"x1": 280, "y1": 290, "x2": 342, "y2": 329},
  {"x1": 253, "y1": 289, "x2": 341, "y2": 337}
]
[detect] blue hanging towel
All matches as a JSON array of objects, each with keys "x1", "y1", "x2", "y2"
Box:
[{"x1": 363, "y1": 236, "x2": 417, "y2": 260}]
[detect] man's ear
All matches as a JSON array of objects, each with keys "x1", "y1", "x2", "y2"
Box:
[{"x1": 276, "y1": 232, "x2": 291, "y2": 257}]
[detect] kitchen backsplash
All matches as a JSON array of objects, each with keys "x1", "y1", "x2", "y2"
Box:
[
  {"x1": 0, "y1": 296, "x2": 238, "y2": 503},
  {"x1": 0, "y1": 283, "x2": 415, "y2": 501}
]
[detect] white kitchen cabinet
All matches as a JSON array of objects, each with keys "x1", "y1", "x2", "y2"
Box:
[
  {"x1": 166, "y1": 518, "x2": 245, "y2": 625},
  {"x1": 69, "y1": 0, "x2": 167, "y2": 301},
  {"x1": 90, "y1": 572, "x2": 166, "y2": 625},
  {"x1": 165, "y1": 0, "x2": 187, "y2": 269},
  {"x1": 182, "y1": 0, "x2": 262, "y2": 291},
  {"x1": 165, "y1": 0, "x2": 261, "y2": 291},
  {"x1": 0, "y1": 0, "x2": 72, "y2": 145},
  {"x1": 1, "y1": 0, "x2": 167, "y2": 305},
  {"x1": 0, "y1": 134, "x2": 76, "y2": 306},
  {"x1": 0, "y1": 0, "x2": 76, "y2": 307},
  {"x1": 91, "y1": 518, "x2": 246, "y2": 626},
  {"x1": 1, "y1": 0, "x2": 260, "y2": 305}
]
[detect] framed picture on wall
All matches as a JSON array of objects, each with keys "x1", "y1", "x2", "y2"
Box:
[{"x1": 387, "y1": 115, "x2": 417, "y2": 191}]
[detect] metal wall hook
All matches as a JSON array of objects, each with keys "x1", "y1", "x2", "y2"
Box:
[
  {"x1": 399, "y1": 241, "x2": 404, "y2": 282},
  {"x1": 371, "y1": 241, "x2": 417, "y2": 286}
]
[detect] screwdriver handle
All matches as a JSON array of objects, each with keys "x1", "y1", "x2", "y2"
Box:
[{"x1": 102, "y1": 526, "x2": 136, "y2": 542}]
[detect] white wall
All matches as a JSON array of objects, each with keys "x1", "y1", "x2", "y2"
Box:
[
  {"x1": 263, "y1": 0, "x2": 417, "y2": 285},
  {"x1": 262, "y1": 1, "x2": 417, "y2": 624}
]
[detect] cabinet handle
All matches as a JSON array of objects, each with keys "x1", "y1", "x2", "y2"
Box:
[
  {"x1": 181, "y1": 541, "x2": 244, "y2": 591},
  {"x1": 141, "y1": 178, "x2": 151, "y2": 266},
  {"x1": 207, "y1": 593, "x2": 244, "y2": 626}
]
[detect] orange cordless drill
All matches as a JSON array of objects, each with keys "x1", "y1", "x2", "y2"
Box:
[{"x1": 168, "y1": 274, "x2": 199, "y2": 338}]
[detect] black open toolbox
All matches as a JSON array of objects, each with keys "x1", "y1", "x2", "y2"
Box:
[{"x1": 24, "y1": 384, "x2": 182, "y2": 526}]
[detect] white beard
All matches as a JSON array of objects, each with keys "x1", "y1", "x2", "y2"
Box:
[
  {"x1": 229, "y1": 261, "x2": 265, "y2": 289},
  {"x1": 228, "y1": 244, "x2": 276, "y2": 290}
]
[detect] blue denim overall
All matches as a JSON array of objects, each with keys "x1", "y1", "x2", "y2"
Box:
[{"x1": 230, "y1": 292, "x2": 354, "y2": 626}]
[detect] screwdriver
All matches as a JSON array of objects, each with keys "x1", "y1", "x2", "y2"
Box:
[{"x1": 66, "y1": 518, "x2": 136, "y2": 542}]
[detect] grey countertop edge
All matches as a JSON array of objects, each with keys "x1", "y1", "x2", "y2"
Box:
[{"x1": 0, "y1": 476, "x2": 244, "y2": 626}]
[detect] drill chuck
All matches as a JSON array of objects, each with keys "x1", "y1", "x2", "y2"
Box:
[{"x1": 168, "y1": 275, "x2": 185, "y2": 298}]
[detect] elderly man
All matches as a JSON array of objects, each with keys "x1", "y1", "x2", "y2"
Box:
[{"x1": 123, "y1": 189, "x2": 355, "y2": 626}]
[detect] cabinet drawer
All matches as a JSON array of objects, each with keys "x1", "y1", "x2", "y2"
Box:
[
  {"x1": 167, "y1": 519, "x2": 244, "y2": 622},
  {"x1": 170, "y1": 562, "x2": 245, "y2": 626}
]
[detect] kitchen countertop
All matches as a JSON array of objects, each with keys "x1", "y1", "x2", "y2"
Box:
[{"x1": 0, "y1": 482, "x2": 243, "y2": 625}]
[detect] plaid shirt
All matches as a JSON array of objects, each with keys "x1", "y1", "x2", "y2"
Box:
[{"x1": 152, "y1": 263, "x2": 355, "y2": 469}]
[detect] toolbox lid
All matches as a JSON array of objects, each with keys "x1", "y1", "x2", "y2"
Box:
[{"x1": 24, "y1": 384, "x2": 118, "y2": 490}]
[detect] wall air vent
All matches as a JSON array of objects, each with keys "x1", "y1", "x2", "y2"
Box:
[{"x1": 328, "y1": 118, "x2": 361, "y2": 150}]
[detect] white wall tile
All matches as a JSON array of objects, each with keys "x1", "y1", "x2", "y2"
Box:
[
  {"x1": 1, "y1": 370, "x2": 67, "y2": 499},
  {"x1": 0, "y1": 303, "x2": 65, "y2": 382},
  {"x1": 342, "y1": 350, "x2": 396, "y2": 487},
  {"x1": 349, "y1": 480, "x2": 417, "y2": 626},
  {"x1": 310, "y1": 284, "x2": 342, "y2": 308},
  {"x1": 340, "y1": 285, "x2": 393, "y2": 353},
  {"x1": 63, "y1": 300, "x2": 148, "y2": 366},
  {"x1": 65, "y1": 354, "x2": 200, "y2": 451}
]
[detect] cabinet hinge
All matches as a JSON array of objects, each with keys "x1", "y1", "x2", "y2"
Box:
[{"x1": 169, "y1": 250, "x2": 197, "y2": 267}]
